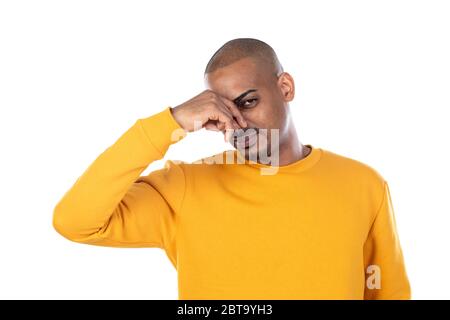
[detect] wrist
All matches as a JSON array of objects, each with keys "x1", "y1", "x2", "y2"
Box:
[{"x1": 169, "y1": 105, "x2": 188, "y2": 131}]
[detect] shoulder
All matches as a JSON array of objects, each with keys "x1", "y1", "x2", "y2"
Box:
[
  {"x1": 319, "y1": 148, "x2": 389, "y2": 220},
  {"x1": 319, "y1": 148, "x2": 386, "y2": 189}
]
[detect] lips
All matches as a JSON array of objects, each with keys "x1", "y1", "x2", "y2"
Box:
[
  {"x1": 236, "y1": 134, "x2": 257, "y2": 148},
  {"x1": 233, "y1": 129, "x2": 259, "y2": 149}
]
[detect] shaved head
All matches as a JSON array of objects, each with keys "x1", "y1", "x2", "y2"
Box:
[{"x1": 204, "y1": 38, "x2": 284, "y2": 79}]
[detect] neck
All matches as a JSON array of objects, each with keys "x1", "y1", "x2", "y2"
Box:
[
  {"x1": 277, "y1": 124, "x2": 309, "y2": 166},
  {"x1": 238, "y1": 116, "x2": 311, "y2": 167}
]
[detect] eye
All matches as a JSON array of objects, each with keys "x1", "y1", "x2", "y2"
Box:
[{"x1": 240, "y1": 98, "x2": 258, "y2": 108}]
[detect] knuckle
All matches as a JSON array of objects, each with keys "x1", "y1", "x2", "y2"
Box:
[{"x1": 205, "y1": 90, "x2": 216, "y2": 99}]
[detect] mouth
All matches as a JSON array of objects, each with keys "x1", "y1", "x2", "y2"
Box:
[{"x1": 232, "y1": 128, "x2": 259, "y2": 149}]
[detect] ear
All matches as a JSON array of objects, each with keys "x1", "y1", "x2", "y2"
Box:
[{"x1": 277, "y1": 72, "x2": 295, "y2": 102}]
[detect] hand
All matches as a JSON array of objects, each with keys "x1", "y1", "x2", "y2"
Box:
[{"x1": 170, "y1": 90, "x2": 247, "y2": 142}]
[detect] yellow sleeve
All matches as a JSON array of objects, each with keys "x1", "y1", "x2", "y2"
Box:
[
  {"x1": 363, "y1": 181, "x2": 411, "y2": 299},
  {"x1": 52, "y1": 106, "x2": 187, "y2": 250}
]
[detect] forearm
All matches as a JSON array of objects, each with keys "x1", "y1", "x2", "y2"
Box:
[{"x1": 53, "y1": 106, "x2": 186, "y2": 240}]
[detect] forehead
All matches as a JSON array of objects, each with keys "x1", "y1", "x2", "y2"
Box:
[{"x1": 204, "y1": 57, "x2": 268, "y2": 100}]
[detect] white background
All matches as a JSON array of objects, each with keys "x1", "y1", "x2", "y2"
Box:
[{"x1": 1, "y1": 0, "x2": 449, "y2": 299}]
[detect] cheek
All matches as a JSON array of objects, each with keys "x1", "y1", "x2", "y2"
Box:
[{"x1": 245, "y1": 104, "x2": 278, "y2": 128}]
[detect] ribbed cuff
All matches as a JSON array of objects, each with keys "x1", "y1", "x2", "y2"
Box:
[{"x1": 138, "y1": 106, "x2": 187, "y2": 157}]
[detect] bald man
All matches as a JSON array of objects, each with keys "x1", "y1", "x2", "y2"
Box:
[{"x1": 53, "y1": 38, "x2": 411, "y2": 300}]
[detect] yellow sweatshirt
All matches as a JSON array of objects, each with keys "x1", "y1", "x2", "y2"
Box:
[{"x1": 53, "y1": 106, "x2": 411, "y2": 300}]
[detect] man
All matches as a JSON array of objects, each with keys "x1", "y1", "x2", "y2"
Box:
[{"x1": 53, "y1": 38, "x2": 411, "y2": 299}]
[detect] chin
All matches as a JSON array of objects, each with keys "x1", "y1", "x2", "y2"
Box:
[{"x1": 237, "y1": 144, "x2": 271, "y2": 162}]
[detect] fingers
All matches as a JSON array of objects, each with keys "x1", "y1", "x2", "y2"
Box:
[
  {"x1": 218, "y1": 104, "x2": 241, "y2": 129},
  {"x1": 205, "y1": 107, "x2": 237, "y2": 142},
  {"x1": 216, "y1": 111, "x2": 237, "y2": 142},
  {"x1": 218, "y1": 96, "x2": 247, "y2": 128},
  {"x1": 202, "y1": 90, "x2": 248, "y2": 142},
  {"x1": 203, "y1": 121, "x2": 220, "y2": 131}
]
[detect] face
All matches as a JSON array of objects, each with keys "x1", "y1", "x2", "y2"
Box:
[{"x1": 204, "y1": 57, "x2": 295, "y2": 161}]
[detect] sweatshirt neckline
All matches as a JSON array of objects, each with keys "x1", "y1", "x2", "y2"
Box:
[{"x1": 234, "y1": 144, "x2": 323, "y2": 173}]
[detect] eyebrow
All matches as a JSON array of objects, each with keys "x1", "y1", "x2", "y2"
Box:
[{"x1": 233, "y1": 89, "x2": 258, "y2": 105}]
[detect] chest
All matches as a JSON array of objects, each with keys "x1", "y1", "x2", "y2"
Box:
[{"x1": 178, "y1": 178, "x2": 367, "y2": 277}]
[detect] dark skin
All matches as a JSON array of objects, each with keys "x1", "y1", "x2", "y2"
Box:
[{"x1": 171, "y1": 56, "x2": 310, "y2": 166}]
